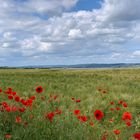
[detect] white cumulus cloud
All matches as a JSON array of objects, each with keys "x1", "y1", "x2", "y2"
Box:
[{"x1": 0, "y1": 0, "x2": 140, "y2": 65}]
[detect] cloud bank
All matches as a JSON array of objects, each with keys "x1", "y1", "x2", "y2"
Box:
[{"x1": 0, "y1": 0, "x2": 140, "y2": 66}]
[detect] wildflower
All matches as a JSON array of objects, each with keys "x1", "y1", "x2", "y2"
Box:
[
  {"x1": 15, "y1": 116, "x2": 22, "y2": 123},
  {"x1": 116, "y1": 107, "x2": 121, "y2": 111},
  {"x1": 74, "y1": 110, "x2": 80, "y2": 115},
  {"x1": 133, "y1": 132, "x2": 140, "y2": 140},
  {"x1": 24, "y1": 121, "x2": 28, "y2": 127},
  {"x1": 126, "y1": 121, "x2": 131, "y2": 126},
  {"x1": 53, "y1": 95, "x2": 57, "y2": 100},
  {"x1": 89, "y1": 121, "x2": 94, "y2": 127},
  {"x1": 76, "y1": 99, "x2": 81, "y2": 103},
  {"x1": 0, "y1": 88, "x2": 2, "y2": 93},
  {"x1": 102, "y1": 90, "x2": 107, "y2": 94},
  {"x1": 12, "y1": 92, "x2": 16, "y2": 96},
  {"x1": 26, "y1": 99, "x2": 33, "y2": 106},
  {"x1": 102, "y1": 132, "x2": 108, "y2": 140},
  {"x1": 36, "y1": 86, "x2": 43, "y2": 93},
  {"x1": 11, "y1": 106, "x2": 18, "y2": 112},
  {"x1": 122, "y1": 112, "x2": 132, "y2": 121},
  {"x1": 8, "y1": 95, "x2": 13, "y2": 100},
  {"x1": 122, "y1": 102, "x2": 128, "y2": 107},
  {"x1": 4, "y1": 88, "x2": 12, "y2": 94},
  {"x1": 109, "y1": 118, "x2": 114, "y2": 123},
  {"x1": 113, "y1": 129, "x2": 121, "y2": 135},
  {"x1": 19, "y1": 107, "x2": 26, "y2": 113},
  {"x1": 77, "y1": 115, "x2": 88, "y2": 122},
  {"x1": 30, "y1": 96, "x2": 36, "y2": 100},
  {"x1": 94, "y1": 110, "x2": 104, "y2": 120},
  {"x1": 110, "y1": 101, "x2": 114, "y2": 105},
  {"x1": 20, "y1": 99, "x2": 27, "y2": 106},
  {"x1": 71, "y1": 97, "x2": 75, "y2": 100},
  {"x1": 5, "y1": 106, "x2": 11, "y2": 112},
  {"x1": 46, "y1": 112, "x2": 55, "y2": 122},
  {"x1": 55, "y1": 109, "x2": 62, "y2": 115},
  {"x1": 110, "y1": 108, "x2": 115, "y2": 111},
  {"x1": 5, "y1": 134, "x2": 11, "y2": 139},
  {"x1": 0, "y1": 108, "x2": 4, "y2": 112},
  {"x1": 15, "y1": 96, "x2": 20, "y2": 102},
  {"x1": 118, "y1": 100, "x2": 123, "y2": 105},
  {"x1": 2, "y1": 102, "x2": 8, "y2": 107}
]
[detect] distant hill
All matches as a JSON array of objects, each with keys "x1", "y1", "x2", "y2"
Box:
[{"x1": 1, "y1": 63, "x2": 140, "y2": 69}]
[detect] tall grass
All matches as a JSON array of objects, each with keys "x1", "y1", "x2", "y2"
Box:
[{"x1": 0, "y1": 68, "x2": 140, "y2": 140}]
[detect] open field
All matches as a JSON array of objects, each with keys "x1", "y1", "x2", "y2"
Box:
[{"x1": 0, "y1": 68, "x2": 140, "y2": 140}]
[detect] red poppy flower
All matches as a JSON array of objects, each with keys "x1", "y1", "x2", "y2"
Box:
[
  {"x1": 21, "y1": 100, "x2": 27, "y2": 106},
  {"x1": 71, "y1": 97, "x2": 75, "y2": 100},
  {"x1": 24, "y1": 121, "x2": 28, "y2": 127},
  {"x1": 15, "y1": 116, "x2": 22, "y2": 123},
  {"x1": 5, "y1": 134, "x2": 11, "y2": 139},
  {"x1": 76, "y1": 99, "x2": 81, "y2": 103},
  {"x1": 94, "y1": 110, "x2": 104, "y2": 121},
  {"x1": 19, "y1": 107, "x2": 26, "y2": 113},
  {"x1": 118, "y1": 100, "x2": 123, "y2": 105},
  {"x1": 122, "y1": 102, "x2": 128, "y2": 107},
  {"x1": 0, "y1": 88, "x2": 2, "y2": 93},
  {"x1": 77, "y1": 115, "x2": 88, "y2": 122},
  {"x1": 4, "y1": 88, "x2": 12, "y2": 94},
  {"x1": 102, "y1": 135, "x2": 107, "y2": 140},
  {"x1": 36, "y1": 86, "x2": 43, "y2": 93},
  {"x1": 109, "y1": 118, "x2": 114, "y2": 123},
  {"x1": 11, "y1": 106, "x2": 18, "y2": 112},
  {"x1": 12, "y1": 92, "x2": 16, "y2": 96},
  {"x1": 5, "y1": 106, "x2": 11, "y2": 112},
  {"x1": 55, "y1": 109, "x2": 62, "y2": 115},
  {"x1": 8, "y1": 95, "x2": 13, "y2": 100},
  {"x1": 26, "y1": 99, "x2": 33, "y2": 106},
  {"x1": 15, "y1": 96, "x2": 20, "y2": 102},
  {"x1": 30, "y1": 96, "x2": 36, "y2": 100},
  {"x1": 46, "y1": 112, "x2": 55, "y2": 122},
  {"x1": 122, "y1": 112, "x2": 132, "y2": 121},
  {"x1": 89, "y1": 121, "x2": 94, "y2": 127},
  {"x1": 113, "y1": 130, "x2": 120, "y2": 135},
  {"x1": 53, "y1": 95, "x2": 57, "y2": 100},
  {"x1": 126, "y1": 121, "x2": 131, "y2": 126},
  {"x1": 102, "y1": 132, "x2": 108, "y2": 140},
  {"x1": 110, "y1": 101, "x2": 114, "y2": 105},
  {"x1": 102, "y1": 90, "x2": 107, "y2": 94},
  {"x1": 110, "y1": 108, "x2": 115, "y2": 111},
  {"x1": 0, "y1": 108, "x2": 4, "y2": 112},
  {"x1": 116, "y1": 107, "x2": 121, "y2": 111},
  {"x1": 2, "y1": 102, "x2": 8, "y2": 108},
  {"x1": 74, "y1": 110, "x2": 80, "y2": 115},
  {"x1": 133, "y1": 132, "x2": 140, "y2": 140}
]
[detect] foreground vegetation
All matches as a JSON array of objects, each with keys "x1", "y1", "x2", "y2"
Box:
[{"x1": 0, "y1": 68, "x2": 140, "y2": 140}]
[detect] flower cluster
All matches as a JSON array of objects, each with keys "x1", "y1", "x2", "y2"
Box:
[{"x1": 0, "y1": 85, "x2": 139, "y2": 140}]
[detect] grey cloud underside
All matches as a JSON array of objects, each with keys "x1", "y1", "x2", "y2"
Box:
[{"x1": 0, "y1": 0, "x2": 140, "y2": 65}]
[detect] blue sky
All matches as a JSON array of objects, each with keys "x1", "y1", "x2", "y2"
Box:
[
  {"x1": 72, "y1": 0, "x2": 102, "y2": 11},
  {"x1": 0, "y1": 0, "x2": 140, "y2": 66}
]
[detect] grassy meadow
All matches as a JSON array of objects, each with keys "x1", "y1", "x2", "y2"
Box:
[{"x1": 0, "y1": 68, "x2": 140, "y2": 140}]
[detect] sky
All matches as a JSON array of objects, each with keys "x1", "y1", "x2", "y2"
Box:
[{"x1": 0, "y1": 0, "x2": 140, "y2": 66}]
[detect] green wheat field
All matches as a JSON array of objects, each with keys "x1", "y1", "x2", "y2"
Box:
[{"x1": 0, "y1": 68, "x2": 140, "y2": 140}]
